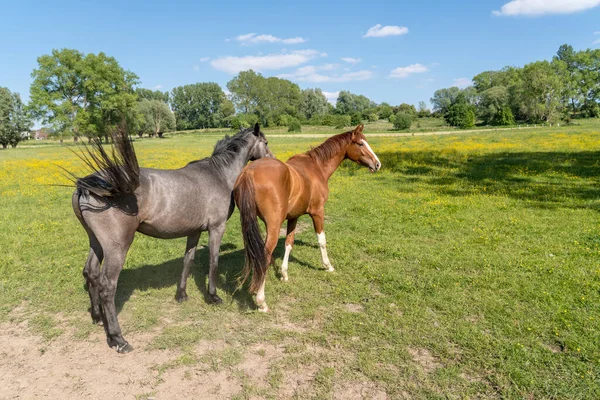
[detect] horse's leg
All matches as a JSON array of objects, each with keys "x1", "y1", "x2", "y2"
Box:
[
  {"x1": 280, "y1": 218, "x2": 297, "y2": 282},
  {"x1": 97, "y1": 243, "x2": 132, "y2": 353},
  {"x1": 257, "y1": 222, "x2": 280, "y2": 312},
  {"x1": 83, "y1": 238, "x2": 104, "y2": 324},
  {"x1": 207, "y1": 223, "x2": 226, "y2": 304},
  {"x1": 310, "y1": 211, "x2": 334, "y2": 272},
  {"x1": 176, "y1": 232, "x2": 201, "y2": 302}
]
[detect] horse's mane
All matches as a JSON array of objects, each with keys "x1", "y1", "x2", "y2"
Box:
[
  {"x1": 189, "y1": 127, "x2": 260, "y2": 169},
  {"x1": 305, "y1": 131, "x2": 353, "y2": 163}
]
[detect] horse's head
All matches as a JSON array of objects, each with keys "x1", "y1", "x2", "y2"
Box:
[
  {"x1": 247, "y1": 123, "x2": 275, "y2": 160},
  {"x1": 345, "y1": 124, "x2": 381, "y2": 172}
]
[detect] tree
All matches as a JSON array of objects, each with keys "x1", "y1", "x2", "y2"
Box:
[
  {"x1": 29, "y1": 49, "x2": 139, "y2": 141},
  {"x1": 430, "y1": 87, "x2": 461, "y2": 114},
  {"x1": 301, "y1": 88, "x2": 329, "y2": 120},
  {"x1": 335, "y1": 91, "x2": 373, "y2": 115},
  {"x1": 391, "y1": 111, "x2": 413, "y2": 130},
  {"x1": 170, "y1": 82, "x2": 227, "y2": 129},
  {"x1": 136, "y1": 88, "x2": 169, "y2": 103},
  {"x1": 417, "y1": 101, "x2": 431, "y2": 118},
  {"x1": 517, "y1": 61, "x2": 563, "y2": 122},
  {"x1": 137, "y1": 99, "x2": 176, "y2": 137},
  {"x1": 478, "y1": 86, "x2": 510, "y2": 125},
  {"x1": 0, "y1": 88, "x2": 33, "y2": 148},
  {"x1": 445, "y1": 94, "x2": 475, "y2": 129},
  {"x1": 227, "y1": 70, "x2": 303, "y2": 125},
  {"x1": 377, "y1": 102, "x2": 393, "y2": 119}
]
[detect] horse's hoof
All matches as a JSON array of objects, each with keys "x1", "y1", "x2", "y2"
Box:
[
  {"x1": 325, "y1": 266, "x2": 335, "y2": 272},
  {"x1": 280, "y1": 276, "x2": 289, "y2": 282},
  {"x1": 210, "y1": 294, "x2": 223, "y2": 304},
  {"x1": 116, "y1": 342, "x2": 134, "y2": 354},
  {"x1": 176, "y1": 294, "x2": 188, "y2": 303},
  {"x1": 257, "y1": 304, "x2": 269, "y2": 313},
  {"x1": 92, "y1": 317, "x2": 103, "y2": 326}
]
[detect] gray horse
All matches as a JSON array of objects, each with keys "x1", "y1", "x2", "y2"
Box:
[{"x1": 72, "y1": 123, "x2": 273, "y2": 353}]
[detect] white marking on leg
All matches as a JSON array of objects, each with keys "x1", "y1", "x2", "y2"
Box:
[
  {"x1": 361, "y1": 139, "x2": 381, "y2": 169},
  {"x1": 280, "y1": 244, "x2": 292, "y2": 282},
  {"x1": 256, "y1": 279, "x2": 269, "y2": 312},
  {"x1": 317, "y1": 231, "x2": 334, "y2": 272}
]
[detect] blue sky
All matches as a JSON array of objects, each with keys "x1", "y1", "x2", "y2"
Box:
[{"x1": 1, "y1": 0, "x2": 600, "y2": 107}]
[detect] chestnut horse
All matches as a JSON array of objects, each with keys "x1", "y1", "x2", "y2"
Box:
[{"x1": 234, "y1": 124, "x2": 381, "y2": 312}]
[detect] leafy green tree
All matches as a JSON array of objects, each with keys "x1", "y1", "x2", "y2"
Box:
[
  {"x1": 0, "y1": 88, "x2": 33, "y2": 148},
  {"x1": 29, "y1": 49, "x2": 138, "y2": 141},
  {"x1": 334, "y1": 115, "x2": 351, "y2": 129},
  {"x1": 492, "y1": 106, "x2": 515, "y2": 126},
  {"x1": 350, "y1": 112, "x2": 362, "y2": 125},
  {"x1": 417, "y1": 101, "x2": 431, "y2": 118},
  {"x1": 445, "y1": 94, "x2": 475, "y2": 129},
  {"x1": 517, "y1": 61, "x2": 563, "y2": 122},
  {"x1": 391, "y1": 111, "x2": 413, "y2": 130},
  {"x1": 137, "y1": 99, "x2": 176, "y2": 137},
  {"x1": 301, "y1": 88, "x2": 329, "y2": 120},
  {"x1": 430, "y1": 87, "x2": 461, "y2": 114},
  {"x1": 335, "y1": 91, "x2": 373, "y2": 115},
  {"x1": 478, "y1": 86, "x2": 510, "y2": 124},
  {"x1": 136, "y1": 88, "x2": 169, "y2": 103},
  {"x1": 377, "y1": 102, "x2": 393, "y2": 119},
  {"x1": 288, "y1": 118, "x2": 301, "y2": 132},
  {"x1": 227, "y1": 70, "x2": 303, "y2": 126},
  {"x1": 395, "y1": 103, "x2": 417, "y2": 119},
  {"x1": 170, "y1": 82, "x2": 227, "y2": 129}
]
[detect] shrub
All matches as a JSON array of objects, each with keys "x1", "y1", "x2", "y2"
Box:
[
  {"x1": 288, "y1": 118, "x2": 302, "y2": 132},
  {"x1": 230, "y1": 113, "x2": 259, "y2": 130},
  {"x1": 367, "y1": 113, "x2": 378, "y2": 122},
  {"x1": 492, "y1": 106, "x2": 515, "y2": 126},
  {"x1": 308, "y1": 115, "x2": 322, "y2": 125},
  {"x1": 444, "y1": 103, "x2": 475, "y2": 129},
  {"x1": 391, "y1": 112, "x2": 413, "y2": 130},
  {"x1": 335, "y1": 115, "x2": 351, "y2": 129},
  {"x1": 351, "y1": 113, "x2": 362, "y2": 126},
  {"x1": 321, "y1": 114, "x2": 335, "y2": 126}
]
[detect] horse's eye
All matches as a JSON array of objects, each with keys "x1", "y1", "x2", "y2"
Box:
[{"x1": 358, "y1": 142, "x2": 364, "y2": 147}]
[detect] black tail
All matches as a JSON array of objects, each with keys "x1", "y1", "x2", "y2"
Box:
[
  {"x1": 74, "y1": 124, "x2": 140, "y2": 197},
  {"x1": 235, "y1": 174, "x2": 267, "y2": 294}
]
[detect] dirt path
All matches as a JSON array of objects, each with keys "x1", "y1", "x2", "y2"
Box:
[{"x1": 0, "y1": 318, "x2": 389, "y2": 400}]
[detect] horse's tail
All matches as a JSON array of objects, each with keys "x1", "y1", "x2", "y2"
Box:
[
  {"x1": 74, "y1": 124, "x2": 140, "y2": 198},
  {"x1": 234, "y1": 173, "x2": 267, "y2": 294}
]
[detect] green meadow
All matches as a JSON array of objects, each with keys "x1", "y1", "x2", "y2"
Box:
[{"x1": 1, "y1": 121, "x2": 599, "y2": 398}]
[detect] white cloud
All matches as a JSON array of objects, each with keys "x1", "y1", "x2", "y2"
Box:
[
  {"x1": 153, "y1": 85, "x2": 163, "y2": 89},
  {"x1": 211, "y1": 50, "x2": 322, "y2": 74},
  {"x1": 193, "y1": 65, "x2": 200, "y2": 71},
  {"x1": 493, "y1": 0, "x2": 600, "y2": 16},
  {"x1": 453, "y1": 77, "x2": 472, "y2": 88},
  {"x1": 279, "y1": 65, "x2": 374, "y2": 83},
  {"x1": 322, "y1": 91, "x2": 340, "y2": 104},
  {"x1": 363, "y1": 24, "x2": 409, "y2": 38},
  {"x1": 199, "y1": 57, "x2": 210, "y2": 62},
  {"x1": 341, "y1": 57, "x2": 361, "y2": 64},
  {"x1": 389, "y1": 64, "x2": 429, "y2": 78},
  {"x1": 594, "y1": 39, "x2": 600, "y2": 44},
  {"x1": 595, "y1": 31, "x2": 600, "y2": 34},
  {"x1": 234, "y1": 33, "x2": 306, "y2": 45}
]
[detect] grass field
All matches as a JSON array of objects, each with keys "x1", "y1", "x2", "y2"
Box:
[{"x1": 1, "y1": 121, "x2": 599, "y2": 398}]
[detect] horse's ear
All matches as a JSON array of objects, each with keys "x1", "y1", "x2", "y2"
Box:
[
  {"x1": 253, "y1": 122, "x2": 260, "y2": 136},
  {"x1": 352, "y1": 124, "x2": 364, "y2": 139}
]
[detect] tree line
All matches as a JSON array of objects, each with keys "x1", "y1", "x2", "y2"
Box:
[
  {"x1": 1, "y1": 44, "x2": 599, "y2": 148},
  {"x1": 430, "y1": 44, "x2": 600, "y2": 129}
]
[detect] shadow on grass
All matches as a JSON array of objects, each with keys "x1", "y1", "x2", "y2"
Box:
[
  {"x1": 115, "y1": 243, "x2": 255, "y2": 313},
  {"x1": 371, "y1": 150, "x2": 600, "y2": 209},
  {"x1": 112, "y1": 237, "x2": 323, "y2": 314}
]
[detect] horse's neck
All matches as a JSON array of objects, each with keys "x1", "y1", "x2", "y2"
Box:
[
  {"x1": 216, "y1": 149, "x2": 250, "y2": 189},
  {"x1": 315, "y1": 149, "x2": 347, "y2": 181}
]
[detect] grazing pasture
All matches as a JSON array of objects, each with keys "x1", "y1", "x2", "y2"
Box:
[{"x1": 0, "y1": 122, "x2": 599, "y2": 399}]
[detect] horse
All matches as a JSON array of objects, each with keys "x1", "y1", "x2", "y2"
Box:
[
  {"x1": 233, "y1": 124, "x2": 381, "y2": 312},
  {"x1": 71, "y1": 123, "x2": 273, "y2": 353}
]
